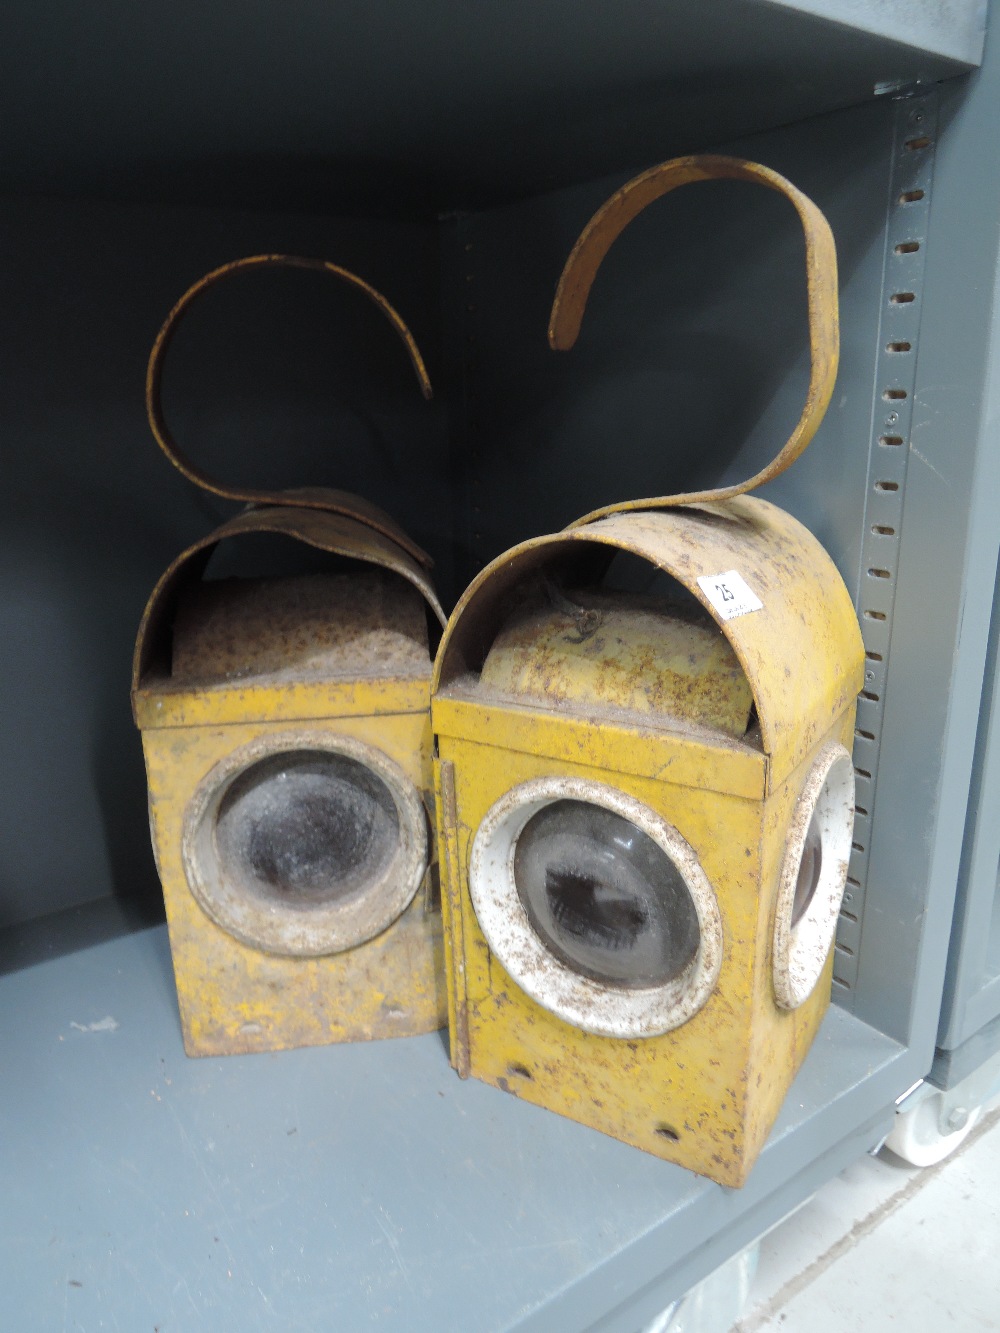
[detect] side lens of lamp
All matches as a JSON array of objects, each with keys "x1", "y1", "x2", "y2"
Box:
[
  {"x1": 773, "y1": 742, "x2": 855, "y2": 1010},
  {"x1": 790, "y1": 813, "x2": 823, "y2": 927}
]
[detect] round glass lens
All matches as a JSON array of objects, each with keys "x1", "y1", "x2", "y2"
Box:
[
  {"x1": 214, "y1": 750, "x2": 400, "y2": 910},
  {"x1": 512, "y1": 800, "x2": 700, "y2": 988},
  {"x1": 791, "y1": 812, "x2": 823, "y2": 927}
]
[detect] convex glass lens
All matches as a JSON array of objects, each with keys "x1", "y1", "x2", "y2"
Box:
[
  {"x1": 215, "y1": 751, "x2": 400, "y2": 910},
  {"x1": 513, "y1": 799, "x2": 700, "y2": 988},
  {"x1": 791, "y1": 812, "x2": 823, "y2": 926}
]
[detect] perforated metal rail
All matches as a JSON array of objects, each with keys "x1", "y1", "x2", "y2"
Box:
[{"x1": 833, "y1": 89, "x2": 938, "y2": 1001}]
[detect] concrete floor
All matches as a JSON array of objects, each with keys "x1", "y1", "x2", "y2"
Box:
[{"x1": 731, "y1": 1101, "x2": 1000, "y2": 1332}]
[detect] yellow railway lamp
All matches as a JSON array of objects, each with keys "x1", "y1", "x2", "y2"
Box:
[
  {"x1": 433, "y1": 158, "x2": 864, "y2": 1186},
  {"x1": 133, "y1": 257, "x2": 448, "y2": 1057}
]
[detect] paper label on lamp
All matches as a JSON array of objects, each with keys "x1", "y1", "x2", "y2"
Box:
[{"x1": 697, "y1": 570, "x2": 763, "y2": 621}]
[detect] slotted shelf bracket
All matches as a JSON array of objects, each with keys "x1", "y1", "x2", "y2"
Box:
[{"x1": 834, "y1": 87, "x2": 938, "y2": 1002}]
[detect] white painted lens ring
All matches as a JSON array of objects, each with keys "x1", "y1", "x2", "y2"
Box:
[
  {"x1": 182, "y1": 730, "x2": 428, "y2": 957},
  {"x1": 772, "y1": 740, "x2": 855, "y2": 1010},
  {"x1": 469, "y1": 776, "x2": 723, "y2": 1039}
]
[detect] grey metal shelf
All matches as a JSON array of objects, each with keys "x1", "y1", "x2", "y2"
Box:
[
  {"x1": 0, "y1": 0, "x2": 984, "y2": 214},
  {"x1": 0, "y1": 922, "x2": 902, "y2": 1331}
]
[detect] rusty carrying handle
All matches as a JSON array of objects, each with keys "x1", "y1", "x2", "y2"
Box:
[
  {"x1": 548, "y1": 155, "x2": 839, "y2": 520},
  {"x1": 146, "y1": 253, "x2": 435, "y2": 562}
]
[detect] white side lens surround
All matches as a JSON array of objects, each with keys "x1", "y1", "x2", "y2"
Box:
[
  {"x1": 772, "y1": 741, "x2": 855, "y2": 1010},
  {"x1": 183, "y1": 731, "x2": 428, "y2": 957},
  {"x1": 469, "y1": 777, "x2": 723, "y2": 1039}
]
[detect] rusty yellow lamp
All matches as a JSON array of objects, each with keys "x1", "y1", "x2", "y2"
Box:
[
  {"x1": 133, "y1": 256, "x2": 448, "y2": 1057},
  {"x1": 432, "y1": 158, "x2": 864, "y2": 1186}
]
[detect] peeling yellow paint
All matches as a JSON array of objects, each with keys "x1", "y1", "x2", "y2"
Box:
[
  {"x1": 133, "y1": 516, "x2": 448, "y2": 1058},
  {"x1": 432, "y1": 497, "x2": 863, "y2": 1187}
]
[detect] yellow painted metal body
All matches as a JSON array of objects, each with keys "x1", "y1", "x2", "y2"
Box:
[
  {"x1": 133, "y1": 507, "x2": 448, "y2": 1057},
  {"x1": 432, "y1": 496, "x2": 864, "y2": 1186},
  {"x1": 142, "y1": 710, "x2": 444, "y2": 1057},
  {"x1": 480, "y1": 590, "x2": 754, "y2": 737}
]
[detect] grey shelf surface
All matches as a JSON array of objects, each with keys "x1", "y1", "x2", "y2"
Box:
[
  {"x1": 0, "y1": 0, "x2": 983, "y2": 214},
  {"x1": 0, "y1": 923, "x2": 907, "y2": 1331}
]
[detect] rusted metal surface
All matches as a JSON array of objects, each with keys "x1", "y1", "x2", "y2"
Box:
[
  {"x1": 435, "y1": 693, "x2": 766, "y2": 798},
  {"x1": 172, "y1": 569, "x2": 431, "y2": 685},
  {"x1": 133, "y1": 503, "x2": 446, "y2": 707},
  {"x1": 548, "y1": 154, "x2": 839, "y2": 522},
  {"x1": 479, "y1": 587, "x2": 754, "y2": 739},
  {"x1": 435, "y1": 495, "x2": 864, "y2": 792},
  {"x1": 146, "y1": 252, "x2": 434, "y2": 567}
]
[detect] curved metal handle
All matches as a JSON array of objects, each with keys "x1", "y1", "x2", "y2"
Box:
[
  {"x1": 146, "y1": 253, "x2": 434, "y2": 565},
  {"x1": 132, "y1": 503, "x2": 448, "y2": 701},
  {"x1": 548, "y1": 155, "x2": 839, "y2": 522}
]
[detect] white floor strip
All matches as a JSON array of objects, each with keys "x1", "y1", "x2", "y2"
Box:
[{"x1": 732, "y1": 1102, "x2": 1000, "y2": 1332}]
